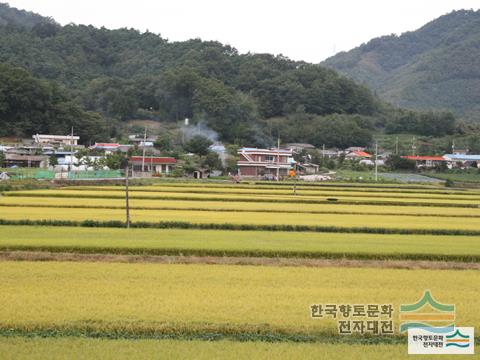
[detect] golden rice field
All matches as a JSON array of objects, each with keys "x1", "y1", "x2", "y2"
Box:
[
  {"x1": 0, "y1": 338, "x2": 429, "y2": 360},
  {"x1": 64, "y1": 185, "x2": 480, "y2": 200},
  {"x1": 0, "y1": 226, "x2": 478, "y2": 260},
  {"x1": 0, "y1": 181, "x2": 479, "y2": 357},
  {"x1": 2, "y1": 205, "x2": 480, "y2": 231},
  {"x1": 6, "y1": 188, "x2": 480, "y2": 205},
  {"x1": 0, "y1": 262, "x2": 478, "y2": 336},
  {"x1": 3, "y1": 195, "x2": 480, "y2": 216}
]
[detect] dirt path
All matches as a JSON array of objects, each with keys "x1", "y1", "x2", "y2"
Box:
[{"x1": 0, "y1": 251, "x2": 478, "y2": 270}]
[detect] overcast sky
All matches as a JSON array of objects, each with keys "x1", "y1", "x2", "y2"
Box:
[{"x1": 6, "y1": 0, "x2": 480, "y2": 62}]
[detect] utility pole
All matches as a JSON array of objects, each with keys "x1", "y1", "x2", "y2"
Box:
[
  {"x1": 412, "y1": 137, "x2": 416, "y2": 157},
  {"x1": 322, "y1": 144, "x2": 326, "y2": 159},
  {"x1": 374, "y1": 140, "x2": 378, "y2": 182},
  {"x1": 452, "y1": 140, "x2": 455, "y2": 154},
  {"x1": 69, "y1": 126, "x2": 74, "y2": 172},
  {"x1": 395, "y1": 137, "x2": 399, "y2": 155},
  {"x1": 276, "y1": 137, "x2": 280, "y2": 182},
  {"x1": 293, "y1": 163, "x2": 297, "y2": 195},
  {"x1": 141, "y1": 127, "x2": 147, "y2": 174}
]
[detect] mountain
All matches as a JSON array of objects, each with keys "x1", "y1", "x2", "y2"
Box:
[
  {"x1": 323, "y1": 10, "x2": 480, "y2": 121},
  {"x1": 0, "y1": 3, "x2": 384, "y2": 145},
  {"x1": 0, "y1": 3, "x2": 458, "y2": 147}
]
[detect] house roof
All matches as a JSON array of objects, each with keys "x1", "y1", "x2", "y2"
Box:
[
  {"x1": 402, "y1": 156, "x2": 445, "y2": 161},
  {"x1": 239, "y1": 148, "x2": 293, "y2": 155},
  {"x1": 33, "y1": 134, "x2": 80, "y2": 140},
  {"x1": 444, "y1": 154, "x2": 480, "y2": 161},
  {"x1": 130, "y1": 156, "x2": 176, "y2": 164},
  {"x1": 5, "y1": 154, "x2": 48, "y2": 161},
  {"x1": 92, "y1": 143, "x2": 120, "y2": 148},
  {"x1": 348, "y1": 151, "x2": 372, "y2": 158}
]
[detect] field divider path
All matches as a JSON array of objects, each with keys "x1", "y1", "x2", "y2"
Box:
[{"x1": 1, "y1": 251, "x2": 479, "y2": 269}]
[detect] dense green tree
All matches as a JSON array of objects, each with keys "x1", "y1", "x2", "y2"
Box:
[
  {"x1": 0, "y1": 63, "x2": 108, "y2": 143},
  {"x1": 184, "y1": 135, "x2": 213, "y2": 156},
  {"x1": 386, "y1": 155, "x2": 416, "y2": 171},
  {"x1": 202, "y1": 152, "x2": 222, "y2": 171}
]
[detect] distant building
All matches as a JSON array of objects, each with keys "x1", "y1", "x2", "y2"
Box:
[
  {"x1": 32, "y1": 134, "x2": 79, "y2": 146},
  {"x1": 346, "y1": 151, "x2": 372, "y2": 159},
  {"x1": 297, "y1": 163, "x2": 320, "y2": 174},
  {"x1": 402, "y1": 156, "x2": 445, "y2": 169},
  {"x1": 129, "y1": 135, "x2": 157, "y2": 148},
  {"x1": 237, "y1": 148, "x2": 294, "y2": 178},
  {"x1": 285, "y1": 143, "x2": 316, "y2": 152},
  {"x1": 89, "y1": 143, "x2": 133, "y2": 153},
  {"x1": 129, "y1": 156, "x2": 176, "y2": 174},
  {"x1": 319, "y1": 149, "x2": 340, "y2": 158},
  {"x1": 345, "y1": 146, "x2": 366, "y2": 153},
  {"x1": 90, "y1": 143, "x2": 120, "y2": 151},
  {"x1": 443, "y1": 154, "x2": 480, "y2": 168},
  {"x1": 4, "y1": 154, "x2": 49, "y2": 168}
]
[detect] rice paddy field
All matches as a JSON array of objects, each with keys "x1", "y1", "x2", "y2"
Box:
[{"x1": 0, "y1": 180, "x2": 479, "y2": 358}]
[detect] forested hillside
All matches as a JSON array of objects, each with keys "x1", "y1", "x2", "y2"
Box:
[
  {"x1": 0, "y1": 3, "x2": 460, "y2": 147},
  {"x1": 0, "y1": 2, "x2": 55, "y2": 28},
  {"x1": 323, "y1": 10, "x2": 480, "y2": 121}
]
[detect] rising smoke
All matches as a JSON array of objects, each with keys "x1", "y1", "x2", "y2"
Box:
[{"x1": 182, "y1": 121, "x2": 219, "y2": 143}]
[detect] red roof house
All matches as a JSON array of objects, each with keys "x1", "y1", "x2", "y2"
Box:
[
  {"x1": 401, "y1": 156, "x2": 445, "y2": 169},
  {"x1": 346, "y1": 150, "x2": 372, "y2": 159}
]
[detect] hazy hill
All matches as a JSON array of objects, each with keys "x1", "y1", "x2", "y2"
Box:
[
  {"x1": 0, "y1": 2, "x2": 56, "y2": 29},
  {"x1": 323, "y1": 10, "x2": 480, "y2": 121}
]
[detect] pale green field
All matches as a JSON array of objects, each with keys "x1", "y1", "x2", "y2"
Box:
[
  {"x1": 3, "y1": 196, "x2": 480, "y2": 217},
  {"x1": 1, "y1": 206, "x2": 479, "y2": 231},
  {"x1": 0, "y1": 262, "x2": 478, "y2": 335},
  {"x1": 0, "y1": 337, "x2": 446, "y2": 360},
  {"x1": 0, "y1": 226, "x2": 478, "y2": 260}
]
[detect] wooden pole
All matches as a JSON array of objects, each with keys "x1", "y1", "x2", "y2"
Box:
[
  {"x1": 276, "y1": 137, "x2": 280, "y2": 181},
  {"x1": 125, "y1": 165, "x2": 130, "y2": 228},
  {"x1": 141, "y1": 128, "x2": 147, "y2": 174}
]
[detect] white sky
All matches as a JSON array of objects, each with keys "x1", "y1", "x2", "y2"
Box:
[{"x1": 6, "y1": 0, "x2": 480, "y2": 62}]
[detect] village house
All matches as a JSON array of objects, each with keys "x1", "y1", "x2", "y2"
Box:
[
  {"x1": 297, "y1": 163, "x2": 320, "y2": 174},
  {"x1": 401, "y1": 155, "x2": 446, "y2": 169},
  {"x1": 285, "y1": 143, "x2": 316, "y2": 152},
  {"x1": 4, "y1": 153, "x2": 49, "y2": 168},
  {"x1": 32, "y1": 134, "x2": 80, "y2": 147},
  {"x1": 345, "y1": 146, "x2": 366, "y2": 153},
  {"x1": 319, "y1": 148, "x2": 340, "y2": 158},
  {"x1": 345, "y1": 150, "x2": 372, "y2": 160},
  {"x1": 90, "y1": 143, "x2": 121, "y2": 151},
  {"x1": 443, "y1": 154, "x2": 480, "y2": 168},
  {"x1": 237, "y1": 148, "x2": 294, "y2": 178},
  {"x1": 129, "y1": 156, "x2": 176, "y2": 175}
]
